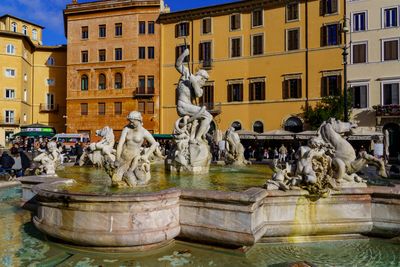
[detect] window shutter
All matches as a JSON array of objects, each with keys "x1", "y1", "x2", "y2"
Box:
[
  {"x1": 320, "y1": 0, "x2": 325, "y2": 16},
  {"x1": 235, "y1": 14, "x2": 240, "y2": 29},
  {"x1": 337, "y1": 24, "x2": 342, "y2": 45},
  {"x1": 283, "y1": 80, "x2": 289, "y2": 99},
  {"x1": 175, "y1": 24, "x2": 179, "y2": 37},
  {"x1": 321, "y1": 77, "x2": 327, "y2": 97},
  {"x1": 249, "y1": 83, "x2": 253, "y2": 101},
  {"x1": 393, "y1": 84, "x2": 399, "y2": 104},
  {"x1": 337, "y1": 75, "x2": 342, "y2": 95},
  {"x1": 199, "y1": 43, "x2": 203, "y2": 61},
  {"x1": 297, "y1": 79, "x2": 302, "y2": 98},
  {"x1": 321, "y1": 26, "x2": 327, "y2": 46},
  {"x1": 239, "y1": 84, "x2": 243, "y2": 101},
  {"x1": 228, "y1": 84, "x2": 232, "y2": 102},
  {"x1": 332, "y1": 0, "x2": 338, "y2": 13},
  {"x1": 261, "y1": 82, "x2": 266, "y2": 100},
  {"x1": 360, "y1": 86, "x2": 367, "y2": 108}
]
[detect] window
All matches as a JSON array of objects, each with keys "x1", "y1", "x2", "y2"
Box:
[
  {"x1": 6, "y1": 44, "x2": 15, "y2": 55},
  {"x1": 231, "y1": 121, "x2": 242, "y2": 131},
  {"x1": 46, "y1": 79, "x2": 55, "y2": 86},
  {"x1": 81, "y1": 26, "x2": 88, "y2": 39},
  {"x1": 284, "y1": 117, "x2": 303, "y2": 133},
  {"x1": 286, "y1": 2, "x2": 299, "y2": 21},
  {"x1": 98, "y1": 74, "x2": 106, "y2": 90},
  {"x1": 99, "y1": 49, "x2": 106, "y2": 61},
  {"x1": 321, "y1": 75, "x2": 341, "y2": 96},
  {"x1": 283, "y1": 78, "x2": 302, "y2": 99},
  {"x1": 202, "y1": 18, "x2": 211, "y2": 34},
  {"x1": 146, "y1": 102, "x2": 154, "y2": 114},
  {"x1": 81, "y1": 50, "x2": 88, "y2": 63},
  {"x1": 175, "y1": 22, "x2": 189, "y2": 37},
  {"x1": 199, "y1": 41, "x2": 212, "y2": 66},
  {"x1": 23, "y1": 89, "x2": 27, "y2": 102},
  {"x1": 252, "y1": 10, "x2": 263, "y2": 27},
  {"x1": 115, "y1": 48, "x2": 122, "y2": 61},
  {"x1": 200, "y1": 85, "x2": 214, "y2": 109},
  {"x1": 24, "y1": 73, "x2": 27, "y2": 81},
  {"x1": 138, "y1": 101, "x2": 145, "y2": 113},
  {"x1": 175, "y1": 45, "x2": 189, "y2": 62},
  {"x1": 227, "y1": 83, "x2": 243, "y2": 102},
  {"x1": 230, "y1": 37, "x2": 241, "y2": 58},
  {"x1": 353, "y1": 12, "x2": 366, "y2": 31},
  {"x1": 230, "y1": 14, "x2": 241, "y2": 31},
  {"x1": 81, "y1": 103, "x2": 88, "y2": 115},
  {"x1": 147, "y1": 76, "x2": 155, "y2": 94},
  {"x1": 99, "y1": 24, "x2": 106, "y2": 38},
  {"x1": 139, "y1": 21, "x2": 146, "y2": 34},
  {"x1": 23, "y1": 113, "x2": 27, "y2": 123},
  {"x1": 32, "y1": 29, "x2": 37, "y2": 41},
  {"x1": 382, "y1": 83, "x2": 400, "y2": 105},
  {"x1": 352, "y1": 43, "x2": 367, "y2": 64},
  {"x1": 114, "y1": 102, "x2": 122, "y2": 115},
  {"x1": 115, "y1": 73, "x2": 122, "y2": 89},
  {"x1": 383, "y1": 39, "x2": 399, "y2": 61},
  {"x1": 287, "y1": 29, "x2": 300, "y2": 51},
  {"x1": 322, "y1": 0, "x2": 338, "y2": 15},
  {"x1": 115, "y1": 23, "x2": 122, "y2": 36},
  {"x1": 11, "y1": 22, "x2": 17, "y2": 32},
  {"x1": 148, "y1": 47, "x2": 155, "y2": 59},
  {"x1": 383, "y1": 7, "x2": 398, "y2": 28},
  {"x1": 81, "y1": 75, "x2": 89, "y2": 91},
  {"x1": 138, "y1": 76, "x2": 146, "y2": 93},
  {"x1": 98, "y1": 102, "x2": 106, "y2": 115},
  {"x1": 5, "y1": 110, "x2": 14, "y2": 124},
  {"x1": 5, "y1": 69, "x2": 15, "y2": 77},
  {"x1": 47, "y1": 57, "x2": 55, "y2": 65},
  {"x1": 46, "y1": 93, "x2": 55, "y2": 110},
  {"x1": 22, "y1": 25, "x2": 27, "y2": 35},
  {"x1": 249, "y1": 80, "x2": 265, "y2": 101},
  {"x1": 352, "y1": 85, "x2": 368, "y2": 108},
  {"x1": 252, "y1": 34, "x2": 264, "y2": 55},
  {"x1": 148, "y1": 21, "x2": 155, "y2": 34},
  {"x1": 5, "y1": 89, "x2": 15, "y2": 99},
  {"x1": 139, "y1": 47, "x2": 146, "y2": 59},
  {"x1": 322, "y1": 24, "x2": 340, "y2": 46},
  {"x1": 253, "y1": 121, "x2": 264, "y2": 133}
]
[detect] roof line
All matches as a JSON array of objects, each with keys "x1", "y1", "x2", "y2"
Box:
[{"x1": 0, "y1": 14, "x2": 45, "y2": 29}]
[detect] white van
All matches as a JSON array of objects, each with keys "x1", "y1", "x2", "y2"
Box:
[{"x1": 51, "y1": 133, "x2": 90, "y2": 148}]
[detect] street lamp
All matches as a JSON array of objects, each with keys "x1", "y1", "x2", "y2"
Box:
[{"x1": 341, "y1": 17, "x2": 351, "y2": 122}]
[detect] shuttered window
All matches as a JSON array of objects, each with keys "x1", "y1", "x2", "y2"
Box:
[
  {"x1": 383, "y1": 40, "x2": 399, "y2": 61},
  {"x1": 352, "y1": 43, "x2": 367, "y2": 63},
  {"x1": 227, "y1": 83, "x2": 243, "y2": 102}
]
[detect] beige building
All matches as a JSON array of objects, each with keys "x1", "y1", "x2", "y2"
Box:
[
  {"x1": 0, "y1": 14, "x2": 66, "y2": 146},
  {"x1": 347, "y1": 0, "x2": 400, "y2": 157}
]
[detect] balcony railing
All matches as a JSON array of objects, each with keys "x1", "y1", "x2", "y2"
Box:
[
  {"x1": 0, "y1": 118, "x2": 20, "y2": 126},
  {"x1": 134, "y1": 87, "x2": 155, "y2": 98},
  {"x1": 373, "y1": 104, "x2": 400, "y2": 117},
  {"x1": 39, "y1": 104, "x2": 59, "y2": 113},
  {"x1": 201, "y1": 102, "x2": 221, "y2": 115}
]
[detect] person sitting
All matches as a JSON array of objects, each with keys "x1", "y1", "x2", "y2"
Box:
[
  {"x1": 0, "y1": 151, "x2": 15, "y2": 174},
  {"x1": 10, "y1": 147, "x2": 31, "y2": 177}
]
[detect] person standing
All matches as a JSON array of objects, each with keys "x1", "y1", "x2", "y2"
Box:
[{"x1": 278, "y1": 144, "x2": 288, "y2": 162}]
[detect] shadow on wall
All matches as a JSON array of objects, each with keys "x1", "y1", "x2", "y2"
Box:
[{"x1": 352, "y1": 109, "x2": 375, "y2": 127}]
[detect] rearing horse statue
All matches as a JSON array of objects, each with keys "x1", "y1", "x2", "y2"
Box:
[{"x1": 318, "y1": 118, "x2": 387, "y2": 183}]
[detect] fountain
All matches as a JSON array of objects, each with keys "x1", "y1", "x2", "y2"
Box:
[{"x1": 7, "y1": 49, "x2": 400, "y2": 265}]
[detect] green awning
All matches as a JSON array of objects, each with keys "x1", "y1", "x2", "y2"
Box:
[
  {"x1": 12, "y1": 131, "x2": 55, "y2": 138},
  {"x1": 152, "y1": 134, "x2": 173, "y2": 139}
]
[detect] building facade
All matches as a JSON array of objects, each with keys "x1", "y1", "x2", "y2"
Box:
[
  {"x1": 159, "y1": 0, "x2": 346, "y2": 135},
  {"x1": 64, "y1": 0, "x2": 163, "y2": 140},
  {"x1": 347, "y1": 0, "x2": 400, "y2": 157},
  {"x1": 0, "y1": 15, "x2": 66, "y2": 147}
]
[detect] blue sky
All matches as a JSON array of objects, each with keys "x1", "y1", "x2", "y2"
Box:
[{"x1": 0, "y1": 0, "x2": 235, "y2": 45}]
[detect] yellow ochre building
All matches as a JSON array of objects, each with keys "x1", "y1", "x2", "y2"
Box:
[
  {"x1": 0, "y1": 14, "x2": 66, "y2": 147},
  {"x1": 159, "y1": 0, "x2": 346, "y2": 135}
]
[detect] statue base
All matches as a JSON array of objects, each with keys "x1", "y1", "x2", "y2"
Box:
[{"x1": 167, "y1": 163, "x2": 210, "y2": 174}]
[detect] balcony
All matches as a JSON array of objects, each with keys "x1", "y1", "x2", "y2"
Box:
[
  {"x1": 39, "y1": 104, "x2": 59, "y2": 113},
  {"x1": 0, "y1": 118, "x2": 20, "y2": 127},
  {"x1": 202, "y1": 102, "x2": 221, "y2": 116},
  {"x1": 133, "y1": 87, "x2": 155, "y2": 98},
  {"x1": 373, "y1": 104, "x2": 400, "y2": 126}
]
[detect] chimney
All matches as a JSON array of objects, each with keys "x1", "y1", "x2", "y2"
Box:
[{"x1": 72, "y1": 0, "x2": 78, "y2": 4}]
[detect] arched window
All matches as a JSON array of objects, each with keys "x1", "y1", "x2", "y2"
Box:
[
  {"x1": 81, "y1": 75, "x2": 89, "y2": 91},
  {"x1": 114, "y1": 73, "x2": 122, "y2": 89},
  {"x1": 22, "y1": 25, "x2": 27, "y2": 35},
  {"x1": 98, "y1": 74, "x2": 106, "y2": 90},
  {"x1": 11, "y1": 22, "x2": 17, "y2": 32},
  {"x1": 231, "y1": 121, "x2": 242, "y2": 131},
  {"x1": 6, "y1": 44, "x2": 15, "y2": 55},
  {"x1": 47, "y1": 57, "x2": 55, "y2": 66},
  {"x1": 253, "y1": 121, "x2": 264, "y2": 133},
  {"x1": 32, "y1": 29, "x2": 37, "y2": 40},
  {"x1": 284, "y1": 116, "x2": 303, "y2": 133}
]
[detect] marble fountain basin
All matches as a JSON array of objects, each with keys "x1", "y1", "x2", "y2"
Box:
[{"x1": 21, "y1": 165, "x2": 400, "y2": 249}]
